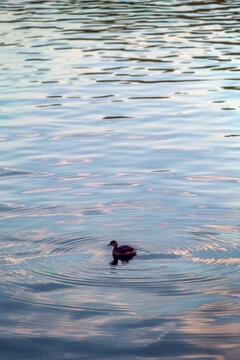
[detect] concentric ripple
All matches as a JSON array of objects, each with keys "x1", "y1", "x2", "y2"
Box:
[{"x1": 0, "y1": 230, "x2": 239, "y2": 310}]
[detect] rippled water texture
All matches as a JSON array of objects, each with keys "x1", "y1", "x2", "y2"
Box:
[{"x1": 1, "y1": 0, "x2": 240, "y2": 358}]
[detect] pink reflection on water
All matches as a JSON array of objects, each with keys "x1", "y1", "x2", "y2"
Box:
[
  {"x1": 179, "y1": 192, "x2": 198, "y2": 197},
  {"x1": 204, "y1": 225, "x2": 240, "y2": 232},
  {"x1": 23, "y1": 187, "x2": 71, "y2": 194},
  {"x1": 53, "y1": 160, "x2": 74, "y2": 165},
  {"x1": 187, "y1": 175, "x2": 240, "y2": 182},
  {"x1": 17, "y1": 133, "x2": 40, "y2": 138},
  {"x1": 53, "y1": 159, "x2": 92, "y2": 165},
  {"x1": 84, "y1": 182, "x2": 140, "y2": 187},
  {"x1": 180, "y1": 302, "x2": 240, "y2": 339},
  {"x1": 110, "y1": 173, "x2": 128, "y2": 177},
  {"x1": 60, "y1": 174, "x2": 92, "y2": 181}
]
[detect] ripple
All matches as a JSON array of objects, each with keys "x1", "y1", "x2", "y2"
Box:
[
  {"x1": 0, "y1": 231, "x2": 238, "y2": 309},
  {"x1": 0, "y1": 168, "x2": 53, "y2": 178},
  {"x1": 51, "y1": 132, "x2": 114, "y2": 141}
]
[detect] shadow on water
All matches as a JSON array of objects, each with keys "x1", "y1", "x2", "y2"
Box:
[
  {"x1": 110, "y1": 254, "x2": 136, "y2": 266},
  {"x1": 110, "y1": 251, "x2": 183, "y2": 265}
]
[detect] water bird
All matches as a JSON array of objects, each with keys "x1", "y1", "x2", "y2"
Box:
[{"x1": 108, "y1": 240, "x2": 136, "y2": 259}]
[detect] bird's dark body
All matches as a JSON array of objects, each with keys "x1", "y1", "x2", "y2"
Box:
[{"x1": 118, "y1": 245, "x2": 134, "y2": 253}]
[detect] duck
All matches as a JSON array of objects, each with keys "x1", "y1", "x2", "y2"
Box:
[{"x1": 108, "y1": 240, "x2": 136, "y2": 259}]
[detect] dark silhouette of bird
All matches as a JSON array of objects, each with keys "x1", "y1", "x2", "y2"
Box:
[{"x1": 108, "y1": 240, "x2": 136, "y2": 260}]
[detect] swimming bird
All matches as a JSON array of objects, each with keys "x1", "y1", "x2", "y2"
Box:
[{"x1": 108, "y1": 240, "x2": 136, "y2": 258}]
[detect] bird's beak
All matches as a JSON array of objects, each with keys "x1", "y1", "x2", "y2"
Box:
[{"x1": 107, "y1": 243, "x2": 111, "y2": 246}]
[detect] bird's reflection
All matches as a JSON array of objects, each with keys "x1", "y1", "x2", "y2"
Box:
[{"x1": 110, "y1": 255, "x2": 135, "y2": 266}]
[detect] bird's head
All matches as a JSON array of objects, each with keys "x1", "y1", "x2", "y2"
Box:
[{"x1": 108, "y1": 240, "x2": 118, "y2": 248}]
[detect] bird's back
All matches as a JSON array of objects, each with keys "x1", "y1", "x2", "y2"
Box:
[{"x1": 118, "y1": 245, "x2": 134, "y2": 253}]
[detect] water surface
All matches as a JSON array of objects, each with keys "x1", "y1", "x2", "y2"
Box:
[{"x1": 1, "y1": 0, "x2": 240, "y2": 359}]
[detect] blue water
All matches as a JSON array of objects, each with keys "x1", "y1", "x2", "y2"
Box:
[{"x1": 1, "y1": 0, "x2": 240, "y2": 358}]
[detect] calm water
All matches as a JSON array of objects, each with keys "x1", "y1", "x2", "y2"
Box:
[{"x1": 1, "y1": 0, "x2": 240, "y2": 358}]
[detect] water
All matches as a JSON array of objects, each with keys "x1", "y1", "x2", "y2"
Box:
[{"x1": 1, "y1": 0, "x2": 240, "y2": 358}]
